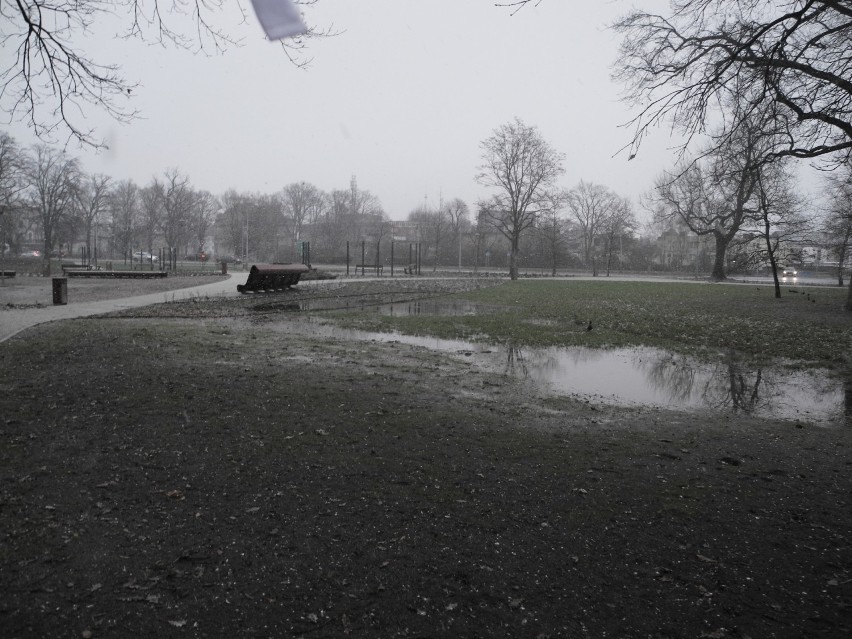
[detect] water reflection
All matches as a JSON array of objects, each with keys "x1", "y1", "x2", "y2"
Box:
[
  {"x1": 505, "y1": 345, "x2": 529, "y2": 377},
  {"x1": 518, "y1": 344, "x2": 844, "y2": 425},
  {"x1": 645, "y1": 353, "x2": 771, "y2": 414},
  {"x1": 704, "y1": 359, "x2": 766, "y2": 414},
  {"x1": 378, "y1": 300, "x2": 485, "y2": 317},
  {"x1": 645, "y1": 354, "x2": 697, "y2": 403},
  {"x1": 264, "y1": 319, "x2": 847, "y2": 426}
]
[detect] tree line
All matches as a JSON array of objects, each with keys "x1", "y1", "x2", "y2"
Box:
[
  {"x1": 2, "y1": 125, "x2": 849, "y2": 287},
  {"x1": 488, "y1": 0, "x2": 852, "y2": 309},
  {"x1": 0, "y1": 136, "x2": 220, "y2": 265}
]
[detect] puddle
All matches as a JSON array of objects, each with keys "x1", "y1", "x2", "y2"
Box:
[
  {"x1": 272, "y1": 319, "x2": 848, "y2": 426},
  {"x1": 377, "y1": 299, "x2": 485, "y2": 317}
]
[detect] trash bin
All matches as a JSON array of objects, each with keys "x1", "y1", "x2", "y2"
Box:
[
  {"x1": 221, "y1": 261, "x2": 228, "y2": 275},
  {"x1": 52, "y1": 277, "x2": 68, "y2": 305}
]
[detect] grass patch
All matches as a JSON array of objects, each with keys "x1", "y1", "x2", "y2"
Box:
[{"x1": 321, "y1": 280, "x2": 851, "y2": 369}]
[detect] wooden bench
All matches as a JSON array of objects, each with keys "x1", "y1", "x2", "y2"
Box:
[
  {"x1": 61, "y1": 263, "x2": 90, "y2": 273},
  {"x1": 354, "y1": 264, "x2": 383, "y2": 275},
  {"x1": 0, "y1": 270, "x2": 15, "y2": 278},
  {"x1": 65, "y1": 269, "x2": 168, "y2": 279},
  {"x1": 237, "y1": 263, "x2": 310, "y2": 293}
]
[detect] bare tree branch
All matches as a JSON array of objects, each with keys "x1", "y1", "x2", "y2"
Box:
[
  {"x1": 612, "y1": 0, "x2": 852, "y2": 164},
  {"x1": 476, "y1": 117, "x2": 564, "y2": 279},
  {"x1": 0, "y1": 1, "x2": 329, "y2": 147}
]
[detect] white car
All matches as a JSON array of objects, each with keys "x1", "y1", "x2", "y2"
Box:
[{"x1": 781, "y1": 266, "x2": 797, "y2": 281}]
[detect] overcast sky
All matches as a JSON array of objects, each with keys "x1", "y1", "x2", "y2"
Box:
[{"x1": 9, "y1": 0, "x2": 697, "y2": 221}]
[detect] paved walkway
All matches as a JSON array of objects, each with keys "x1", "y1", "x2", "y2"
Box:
[{"x1": 0, "y1": 273, "x2": 247, "y2": 344}]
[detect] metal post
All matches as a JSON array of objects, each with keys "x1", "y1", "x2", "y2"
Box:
[
  {"x1": 376, "y1": 241, "x2": 381, "y2": 277},
  {"x1": 361, "y1": 240, "x2": 365, "y2": 276},
  {"x1": 346, "y1": 241, "x2": 350, "y2": 276},
  {"x1": 52, "y1": 277, "x2": 68, "y2": 305}
]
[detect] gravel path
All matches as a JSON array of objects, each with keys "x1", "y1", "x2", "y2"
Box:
[{"x1": 0, "y1": 274, "x2": 240, "y2": 343}]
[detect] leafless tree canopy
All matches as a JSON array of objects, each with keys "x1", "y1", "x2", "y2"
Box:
[
  {"x1": 1, "y1": 1, "x2": 327, "y2": 147},
  {"x1": 476, "y1": 117, "x2": 564, "y2": 279},
  {"x1": 25, "y1": 144, "x2": 81, "y2": 258},
  {"x1": 613, "y1": 0, "x2": 852, "y2": 163},
  {"x1": 820, "y1": 161, "x2": 852, "y2": 303},
  {"x1": 654, "y1": 123, "x2": 770, "y2": 280}
]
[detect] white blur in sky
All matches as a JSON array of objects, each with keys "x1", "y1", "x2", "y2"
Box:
[{"x1": 9, "y1": 0, "x2": 690, "y2": 220}]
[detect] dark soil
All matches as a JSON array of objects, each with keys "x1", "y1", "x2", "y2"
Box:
[{"x1": 1, "y1": 280, "x2": 850, "y2": 638}]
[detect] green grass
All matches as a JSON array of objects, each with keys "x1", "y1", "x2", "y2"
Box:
[{"x1": 322, "y1": 280, "x2": 852, "y2": 370}]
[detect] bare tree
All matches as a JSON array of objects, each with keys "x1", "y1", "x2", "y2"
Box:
[
  {"x1": 821, "y1": 162, "x2": 852, "y2": 309},
  {"x1": 566, "y1": 181, "x2": 620, "y2": 276},
  {"x1": 754, "y1": 159, "x2": 808, "y2": 298},
  {"x1": 408, "y1": 206, "x2": 449, "y2": 271},
  {"x1": 281, "y1": 181, "x2": 324, "y2": 243},
  {"x1": 109, "y1": 179, "x2": 139, "y2": 259},
  {"x1": 161, "y1": 168, "x2": 194, "y2": 251},
  {"x1": 139, "y1": 179, "x2": 164, "y2": 256},
  {"x1": 2, "y1": 2, "x2": 330, "y2": 147},
  {"x1": 249, "y1": 194, "x2": 287, "y2": 262},
  {"x1": 471, "y1": 205, "x2": 500, "y2": 273},
  {"x1": 654, "y1": 124, "x2": 765, "y2": 280},
  {"x1": 0, "y1": 133, "x2": 25, "y2": 261},
  {"x1": 344, "y1": 177, "x2": 386, "y2": 247},
  {"x1": 444, "y1": 198, "x2": 470, "y2": 270},
  {"x1": 192, "y1": 190, "x2": 218, "y2": 258},
  {"x1": 75, "y1": 173, "x2": 112, "y2": 261},
  {"x1": 476, "y1": 118, "x2": 565, "y2": 280},
  {"x1": 218, "y1": 190, "x2": 250, "y2": 258},
  {"x1": 24, "y1": 144, "x2": 80, "y2": 266},
  {"x1": 535, "y1": 192, "x2": 570, "y2": 276},
  {"x1": 613, "y1": 1, "x2": 852, "y2": 163},
  {"x1": 601, "y1": 195, "x2": 637, "y2": 276},
  {"x1": 317, "y1": 189, "x2": 353, "y2": 261}
]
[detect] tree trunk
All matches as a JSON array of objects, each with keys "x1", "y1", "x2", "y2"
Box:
[
  {"x1": 769, "y1": 257, "x2": 781, "y2": 298},
  {"x1": 846, "y1": 276, "x2": 852, "y2": 311},
  {"x1": 606, "y1": 241, "x2": 614, "y2": 277},
  {"x1": 762, "y1": 218, "x2": 781, "y2": 298},
  {"x1": 711, "y1": 235, "x2": 727, "y2": 281},
  {"x1": 509, "y1": 238, "x2": 519, "y2": 280}
]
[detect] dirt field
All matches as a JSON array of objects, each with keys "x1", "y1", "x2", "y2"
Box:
[{"x1": 1, "y1": 279, "x2": 850, "y2": 638}]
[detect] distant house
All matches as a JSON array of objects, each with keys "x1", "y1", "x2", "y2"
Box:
[{"x1": 654, "y1": 229, "x2": 714, "y2": 271}]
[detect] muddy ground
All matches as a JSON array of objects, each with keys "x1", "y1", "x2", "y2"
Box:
[{"x1": 1, "y1": 278, "x2": 850, "y2": 638}]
